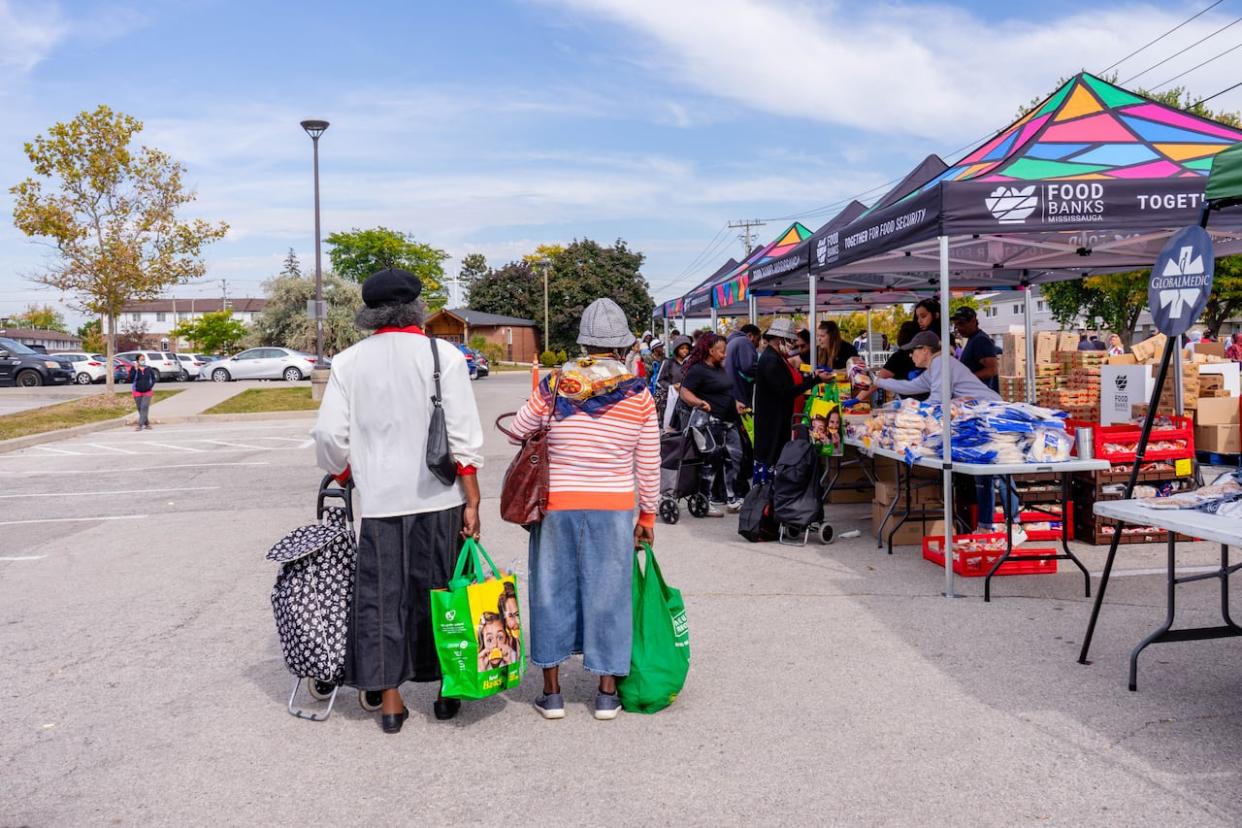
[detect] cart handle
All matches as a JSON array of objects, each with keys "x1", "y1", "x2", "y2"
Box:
[{"x1": 317, "y1": 473, "x2": 355, "y2": 523}]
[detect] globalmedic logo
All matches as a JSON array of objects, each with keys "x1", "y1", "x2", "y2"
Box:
[
  {"x1": 985, "y1": 185, "x2": 1038, "y2": 224},
  {"x1": 1157, "y1": 245, "x2": 1206, "y2": 319}
]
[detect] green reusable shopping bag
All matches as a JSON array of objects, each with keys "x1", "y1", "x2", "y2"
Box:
[
  {"x1": 617, "y1": 543, "x2": 689, "y2": 714},
  {"x1": 431, "y1": 538, "x2": 525, "y2": 700}
]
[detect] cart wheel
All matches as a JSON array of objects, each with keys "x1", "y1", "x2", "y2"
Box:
[
  {"x1": 687, "y1": 493, "x2": 709, "y2": 518},
  {"x1": 819, "y1": 524, "x2": 835, "y2": 544},
  {"x1": 307, "y1": 680, "x2": 336, "y2": 701},
  {"x1": 359, "y1": 689, "x2": 383, "y2": 712},
  {"x1": 659, "y1": 498, "x2": 680, "y2": 525}
]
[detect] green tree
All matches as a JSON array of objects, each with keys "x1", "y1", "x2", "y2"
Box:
[
  {"x1": 469, "y1": 239, "x2": 653, "y2": 352},
  {"x1": 325, "y1": 227, "x2": 448, "y2": 308},
  {"x1": 254, "y1": 271, "x2": 363, "y2": 355},
  {"x1": 10, "y1": 105, "x2": 228, "y2": 389},
  {"x1": 1041, "y1": 273, "x2": 1149, "y2": 344},
  {"x1": 280, "y1": 248, "x2": 302, "y2": 278},
  {"x1": 13, "y1": 303, "x2": 67, "y2": 332},
  {"x1": 170, "y1": 310, "x2": 249, "y2": 354},
  {"x1": 77, "y1": 319, "x2": 105, "y2": 353},
  {"x1": 458, "y1": 252, "x2": 488, "y2": 298},
  {"x1": 1203, "y1": 256, "x2": 1242, "y2": 338}
]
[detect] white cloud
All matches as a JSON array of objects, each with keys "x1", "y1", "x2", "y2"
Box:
[
  {"x1": 535, "y1": 0, "x2": 1242, "y2": 145},
  {"x1": 0, "y1": 1, "x2": 67, "y2": 73}
]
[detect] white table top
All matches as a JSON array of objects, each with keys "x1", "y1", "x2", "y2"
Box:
[
  {"x1": 845, "y1": 436, "x2": 1111, "y2": 476},
  {"x1": 1093, "y1": 499, "x2": 1242, "y2": 547}
]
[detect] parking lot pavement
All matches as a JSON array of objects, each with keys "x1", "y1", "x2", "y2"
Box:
[
  {"x1": 2, "y1": 371, "x2": 1241, "y2": 825},
  {"x1": 0, "y1": 385, "x2": 102, "y2": 416}
]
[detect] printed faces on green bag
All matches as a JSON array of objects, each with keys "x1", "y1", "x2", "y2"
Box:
[{"x1": 469, "y1": 576, "x2": 522, "y2": 675}]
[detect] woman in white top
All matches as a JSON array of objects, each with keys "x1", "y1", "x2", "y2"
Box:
[{"x1": 313, "y1": 268, "x2": 484, "y2": 734}]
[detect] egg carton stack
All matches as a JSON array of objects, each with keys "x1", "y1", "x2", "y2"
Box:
[{"x1": 998, "y1": 376, "x2": 1026, "y2": 403}]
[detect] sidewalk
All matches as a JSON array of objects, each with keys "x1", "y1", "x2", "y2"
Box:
[{"x1": 148, "y1": 380, "x2": 302, "y2": 420}]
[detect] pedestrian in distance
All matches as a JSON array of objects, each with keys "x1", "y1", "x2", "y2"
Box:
[
  {"x1": 724, "y1": 323, "x2": 760, "y2": 409},
  {"x1": 312, "y1": 267, "x2": 485, "y2": 734},
  {"x1": 128, "y1": 353, "x2": 158, "y2": 431},
  {"x1": 678, "y1": 333, "x2": 746, "y2": 516},
  {"x1": 750, "y1": 319, "x2": 831, "y2": 483},
  {"x1": 507, "y1": 297, "x2": 660, "y2": 721}
]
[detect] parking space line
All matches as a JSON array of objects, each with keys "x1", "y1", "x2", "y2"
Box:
[
  {"x1": 32, "y1": 445, "x2": 80, "y2": 456},
  {"x1": 144, "y1": 442, "x2": 207, "y2": 453},
  {"x1": 86, "y1": 443, "x2": 138, "y2": 455},
  {"x1": 0, "y1": 515, "x2": 147, "y2": 526},
  {"x1": 0, "y1": 486, "x2": 219, "y2": 499},
  {"x1": 0, "y1": 461, "x2": 270, "y2": 476},
  {"x1": 0, "y1": 556, "x2": 46, "y2": 561},
  {"x1": 200, "y1": 440, "x2": 264, "y2": 450}
]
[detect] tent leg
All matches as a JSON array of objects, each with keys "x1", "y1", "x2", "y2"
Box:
[
  {"x1": 1023, "y1": 284, "x2": 1036, "y2": 404},
  {"x1": 1173, "y1": 335, "x2": 1184, "y2": 416},
  {"x1": 939, "y1": 235, "x2": 955, "y2": 599},
  {"x1": 663, "y1": 316, "x2": 669, "y2": 340},
  {"x1": 808, "y1": 273, "x2": 818, "y2": 368},
  {"x1": 866, "y1": 307, "x2": 874, "y2": 366},
  {"x1": 710, "y1": 307, "x2": 718, "y2": 335},
  {"x1": 749, "y1": 294, "x2": 757, "y2": 325}
]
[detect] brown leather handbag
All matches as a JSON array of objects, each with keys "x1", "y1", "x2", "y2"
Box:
[{"x1": 495, "y1": 372, "x2": 559, "y2": 526}]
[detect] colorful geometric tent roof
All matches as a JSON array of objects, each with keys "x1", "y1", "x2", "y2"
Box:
[
  {"x1": 911, "y1": 73, "x2": 1242, "y2": 193},
  {"x1": 710, "y1": 222, "x2": 813, "y2": 308}
]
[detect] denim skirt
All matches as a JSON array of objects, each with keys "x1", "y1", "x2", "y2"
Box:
[
  {"x1": 343, "y1": 505, "x2": 463, "y2": 691},
  {"x1": 527, "y1": 509, "x2": 634, "y2": 676}
]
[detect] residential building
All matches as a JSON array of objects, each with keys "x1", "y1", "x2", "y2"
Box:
[
  {"x1": 118, "y1": 297, "x2": 267, "y2": 350},
  {"x1": 976, "y1": 286, "x2": 1060, "y2": 338},
  {"x1": 424, "y1": 308, "x2": 539, "y2": 363},
  {"x1": 0, "y1": 328, "x2": 82, "y2": 351}
]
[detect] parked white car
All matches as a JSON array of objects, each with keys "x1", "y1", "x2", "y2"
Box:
[
  {"x1": 116, "y1": 350, "x2": 186, "y2": 381},
  {"x1": 53, "y1": 352, "x2": 108, "y2": 385},
  {"x1": 208, "y1": 348, "x2": 320, "y2": 382},
  {"x1": 175, "y1": 353, "x2": 207, "y2": 380}
]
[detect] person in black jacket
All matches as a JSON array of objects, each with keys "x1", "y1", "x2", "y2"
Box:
[
  {"x1": 127, "y1": 353, "x2": 158, "y2": 431},
  {"x1": 751, "y1": 319, "x2": 831, "y2": 483}
]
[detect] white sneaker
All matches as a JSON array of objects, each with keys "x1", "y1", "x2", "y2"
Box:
[
  {"x1": 706, "y1": 501, "x2": 725, "y2": 518},
  {"x1": 726, "y1": 498, "x2": 743, "y2": 513},
  {"x1": 1011, "y1": 527, "x2": 1029, "y2": 547}
]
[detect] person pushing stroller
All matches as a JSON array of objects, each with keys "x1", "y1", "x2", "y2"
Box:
[{"x1": 678, "y1": 333, "x2": 745, "y2": 516}]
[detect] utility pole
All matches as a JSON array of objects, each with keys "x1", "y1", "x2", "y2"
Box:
[
  {"x1": 728, "y1": 218, "x2": 766, "y2": 255},
  {"x1": 221, "y1": 279, "x2": 230, "y2": 312}
]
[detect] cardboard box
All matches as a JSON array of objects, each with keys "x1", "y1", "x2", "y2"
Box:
[
  {"x1": 874, "y1": 478, "x2": 943, "y2": 507},
  {"x1": 1108, "y1": 353, "x2": 1137, "y2": 365},
  {"x1": 828, "y1": 487, "x2": 874, "y2": 504},
  {"x1": 1196, "y1": 341, "x2": 1226, "y2": 359},
  {"x1": 1035, "y1": 332, "x2": 1057, "y2": 364},
  {"x1": 1057, "y1": 332, "x2": 1080, "y2": 353},
  {"x1": 1131, "y1": 333, "x2": 1168, "y2": 363},
  {"x1": 1195, "y1": 424, "x2": 1241, "y2": 454},
  {"x1": 1196, "y1": 395, "x2": 1240, "y2": 426},
  {"x1": 871, "y1": 500, "x2": 946, "y2": 547}
]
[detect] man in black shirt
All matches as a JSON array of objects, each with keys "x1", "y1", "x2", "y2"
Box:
[{"x1": 951, "y1": 306, "x2": 999, "y2": 393}]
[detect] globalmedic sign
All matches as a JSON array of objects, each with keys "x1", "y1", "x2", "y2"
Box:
[{"x1": 1147, "y1": 224, "x2": 1214, "y2": 338}]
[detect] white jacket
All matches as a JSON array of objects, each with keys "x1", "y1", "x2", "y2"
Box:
[{"x1": 312, "y1": 330, "x2": 485, "y2": 518}]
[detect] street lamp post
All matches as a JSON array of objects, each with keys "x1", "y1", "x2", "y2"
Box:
[
  {"x1": 539, "y1": 259, "x2": 550, "y2": 353},
  {"x1": 300, "y1": 119, "x2": 329, "y2": 362}
]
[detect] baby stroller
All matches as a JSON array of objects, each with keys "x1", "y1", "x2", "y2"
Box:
[
  {"x1": 658, "y1": 409, "x2": 721, "y2": 524},
  {"x1": 268, "y1": 474, "x2": 379, "y2": 721},
  {"x1": 771, "y1": 434, "x2": 833, "y2": 546}
]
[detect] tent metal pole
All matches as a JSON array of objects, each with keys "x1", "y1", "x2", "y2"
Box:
[
  {"x1": 866, "y1": 306, "x2": 874, "y2": 367},
  {"x1": 808, "y1": 272, "x2": 818, "y2": 368},
  {"x1": 1173, "y1": 334, "x2": 1185, "y2": 416},
  {"x1": 663, "y1": 316, "x2": 669, "y2": 340},
  {"x1": 939, "y1": 235, "x2": 955, "y2": 599},
  {"x1": 1023, "y1": 285, "x2": 1036, "y2": 405},
  {"x1": 749, "y1": 293, "x2": 757, "y2": 325},
  {"x1": 710, "y1": 307, "x2": 718, "y2": 334},
  {"x1": 680, "y1": 314, "x2": 686, "y2": 333}
]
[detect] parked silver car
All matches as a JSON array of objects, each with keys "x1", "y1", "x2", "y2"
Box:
[{"x1": 208, "y1": 348, "x2": 320, "y2": 382}]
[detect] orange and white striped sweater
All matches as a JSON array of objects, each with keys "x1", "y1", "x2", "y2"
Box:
[{"x1": 510, "y1": 377, "x2": 661, "y2": 527}]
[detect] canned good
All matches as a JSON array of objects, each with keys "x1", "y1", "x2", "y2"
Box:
[{"x1": 1075, "y1": 427, "x2": 1094, "y2": 460}]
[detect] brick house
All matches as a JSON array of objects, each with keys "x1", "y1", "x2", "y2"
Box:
[{"x1": 424, "y1": 308, "x2": 538, "y2": 363}]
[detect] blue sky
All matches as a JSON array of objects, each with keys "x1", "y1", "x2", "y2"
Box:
[{"x1": 1, "y1": 0, "x2": 1239, "y2": 326}]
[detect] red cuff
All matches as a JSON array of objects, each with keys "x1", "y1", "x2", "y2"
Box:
[
  {"x1": 455, "y1": 463, "x2": 477, "y2": 476},
  {"x1": 333, "y1": 465, "x2": 351, "y2": 484},
  {"x1": 638, "y1": 511, "x2": 656, "y2": 528}
]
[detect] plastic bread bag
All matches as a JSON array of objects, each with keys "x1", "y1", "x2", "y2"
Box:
[{"x1": 1024, "y1": 428, "x2": 1074, "y2": 463}]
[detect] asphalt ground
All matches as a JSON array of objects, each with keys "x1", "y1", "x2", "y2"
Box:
[{"x1": 2, "y1": 371, "x2": 1240, "y2": 826}]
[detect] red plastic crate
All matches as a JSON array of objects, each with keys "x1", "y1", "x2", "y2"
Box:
[
  {"x1": 922, "y1": 533, "x2": 1059, "y2": 577},
  {"x1": 968, "y1": 505, "x2": 1072, "y2": 541},
  {"x1": 1066, "y1": 417, "x2": 1194, "y2": 463}
]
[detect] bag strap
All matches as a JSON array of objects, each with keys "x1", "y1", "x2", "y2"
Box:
[
  {"x1": 452, "y1": 537, "x2": 504, "y2": 584},
  {"x1": 494, "y1": 370, "x2": 561, "y2": 441},
  {"x1": 428, "y1": 337, "x2": 444, "y2": 410}
]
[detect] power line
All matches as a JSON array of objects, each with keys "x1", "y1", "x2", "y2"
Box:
[
  {"x1": 1099, "y1": 0, "x2": 1224, "y2": 73},
  {"x1": 1122, "y1": 14, "x2": 1242, "y2": 85},
  {"x1": 727, "y1": 218, "x2": 766, "y2": 255},
  {"x1": 1152, "y1": 40, "x2": 1242, "y2": 90},
  {"x1": 1198, "y1": 78, "x2": 1242, "y2": 103}
]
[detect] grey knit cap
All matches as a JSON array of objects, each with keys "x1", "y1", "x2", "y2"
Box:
[{"x1": 578, "y1": 298, "x2": 636, "y2": 348}]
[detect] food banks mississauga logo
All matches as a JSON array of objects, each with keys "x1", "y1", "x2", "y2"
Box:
[{"x1": 984, "y1": 186, "x2": 1038, "y2": 224}]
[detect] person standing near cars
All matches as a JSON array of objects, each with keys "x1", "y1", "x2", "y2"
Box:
[
  {"x1": 312, "y1": 267, "x2": 485, "y2": 734},
  {"x1": 128, "y1": 353, "x2": 158, "y2": 431}
]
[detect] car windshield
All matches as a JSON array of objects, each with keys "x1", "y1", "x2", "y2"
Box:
[
  {"x1": 178, "y1": 355, "x2": 191, "y2": 362},
  {"x1": 0, "y1": 337, "x2": 36, "y2": 355}
]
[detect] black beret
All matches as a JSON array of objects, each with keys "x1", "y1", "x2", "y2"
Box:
[{"x1": 362, "y1": 267, "x2": 423, "y2": 308}]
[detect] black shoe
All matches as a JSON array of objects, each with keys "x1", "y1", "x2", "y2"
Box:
[
  {"x1": 380, "y1": 706, "x2": 409, "y2": 734},
  {"x1": 363, "y1": 690, "x2": 383, "y2": 710},
  {"x1": 433, "y1": 697, "x2": 461, "y2": 720}
]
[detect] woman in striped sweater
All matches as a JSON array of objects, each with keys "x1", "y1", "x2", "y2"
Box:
[{"x1": 508, "y1": 298, "x2": 660, "y2": 721}]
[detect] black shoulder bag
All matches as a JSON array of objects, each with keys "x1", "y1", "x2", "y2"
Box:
[{"x1": 426, "y1": 338, "x2": 459, "y2": 486}]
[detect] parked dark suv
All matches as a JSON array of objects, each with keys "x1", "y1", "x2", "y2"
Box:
[{"x1": 0, "y1": 337, "x2": 75, "y2": 387}]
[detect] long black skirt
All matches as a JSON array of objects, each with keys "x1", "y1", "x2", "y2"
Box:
[{"x1": 343, "y1": 505, "x2": 463, "y2": 691}]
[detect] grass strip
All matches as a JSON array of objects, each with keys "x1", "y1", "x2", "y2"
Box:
[
  {"x1": 0, "y1": 390, "x2": 182, "y2": 441},
  {"x1": 203, "y1": 387, "x2": 320, "y2": 415}
]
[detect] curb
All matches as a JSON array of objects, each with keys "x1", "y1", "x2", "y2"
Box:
[{"x1": 0, "y1": 409, "x2": 318, "y2": 455}]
